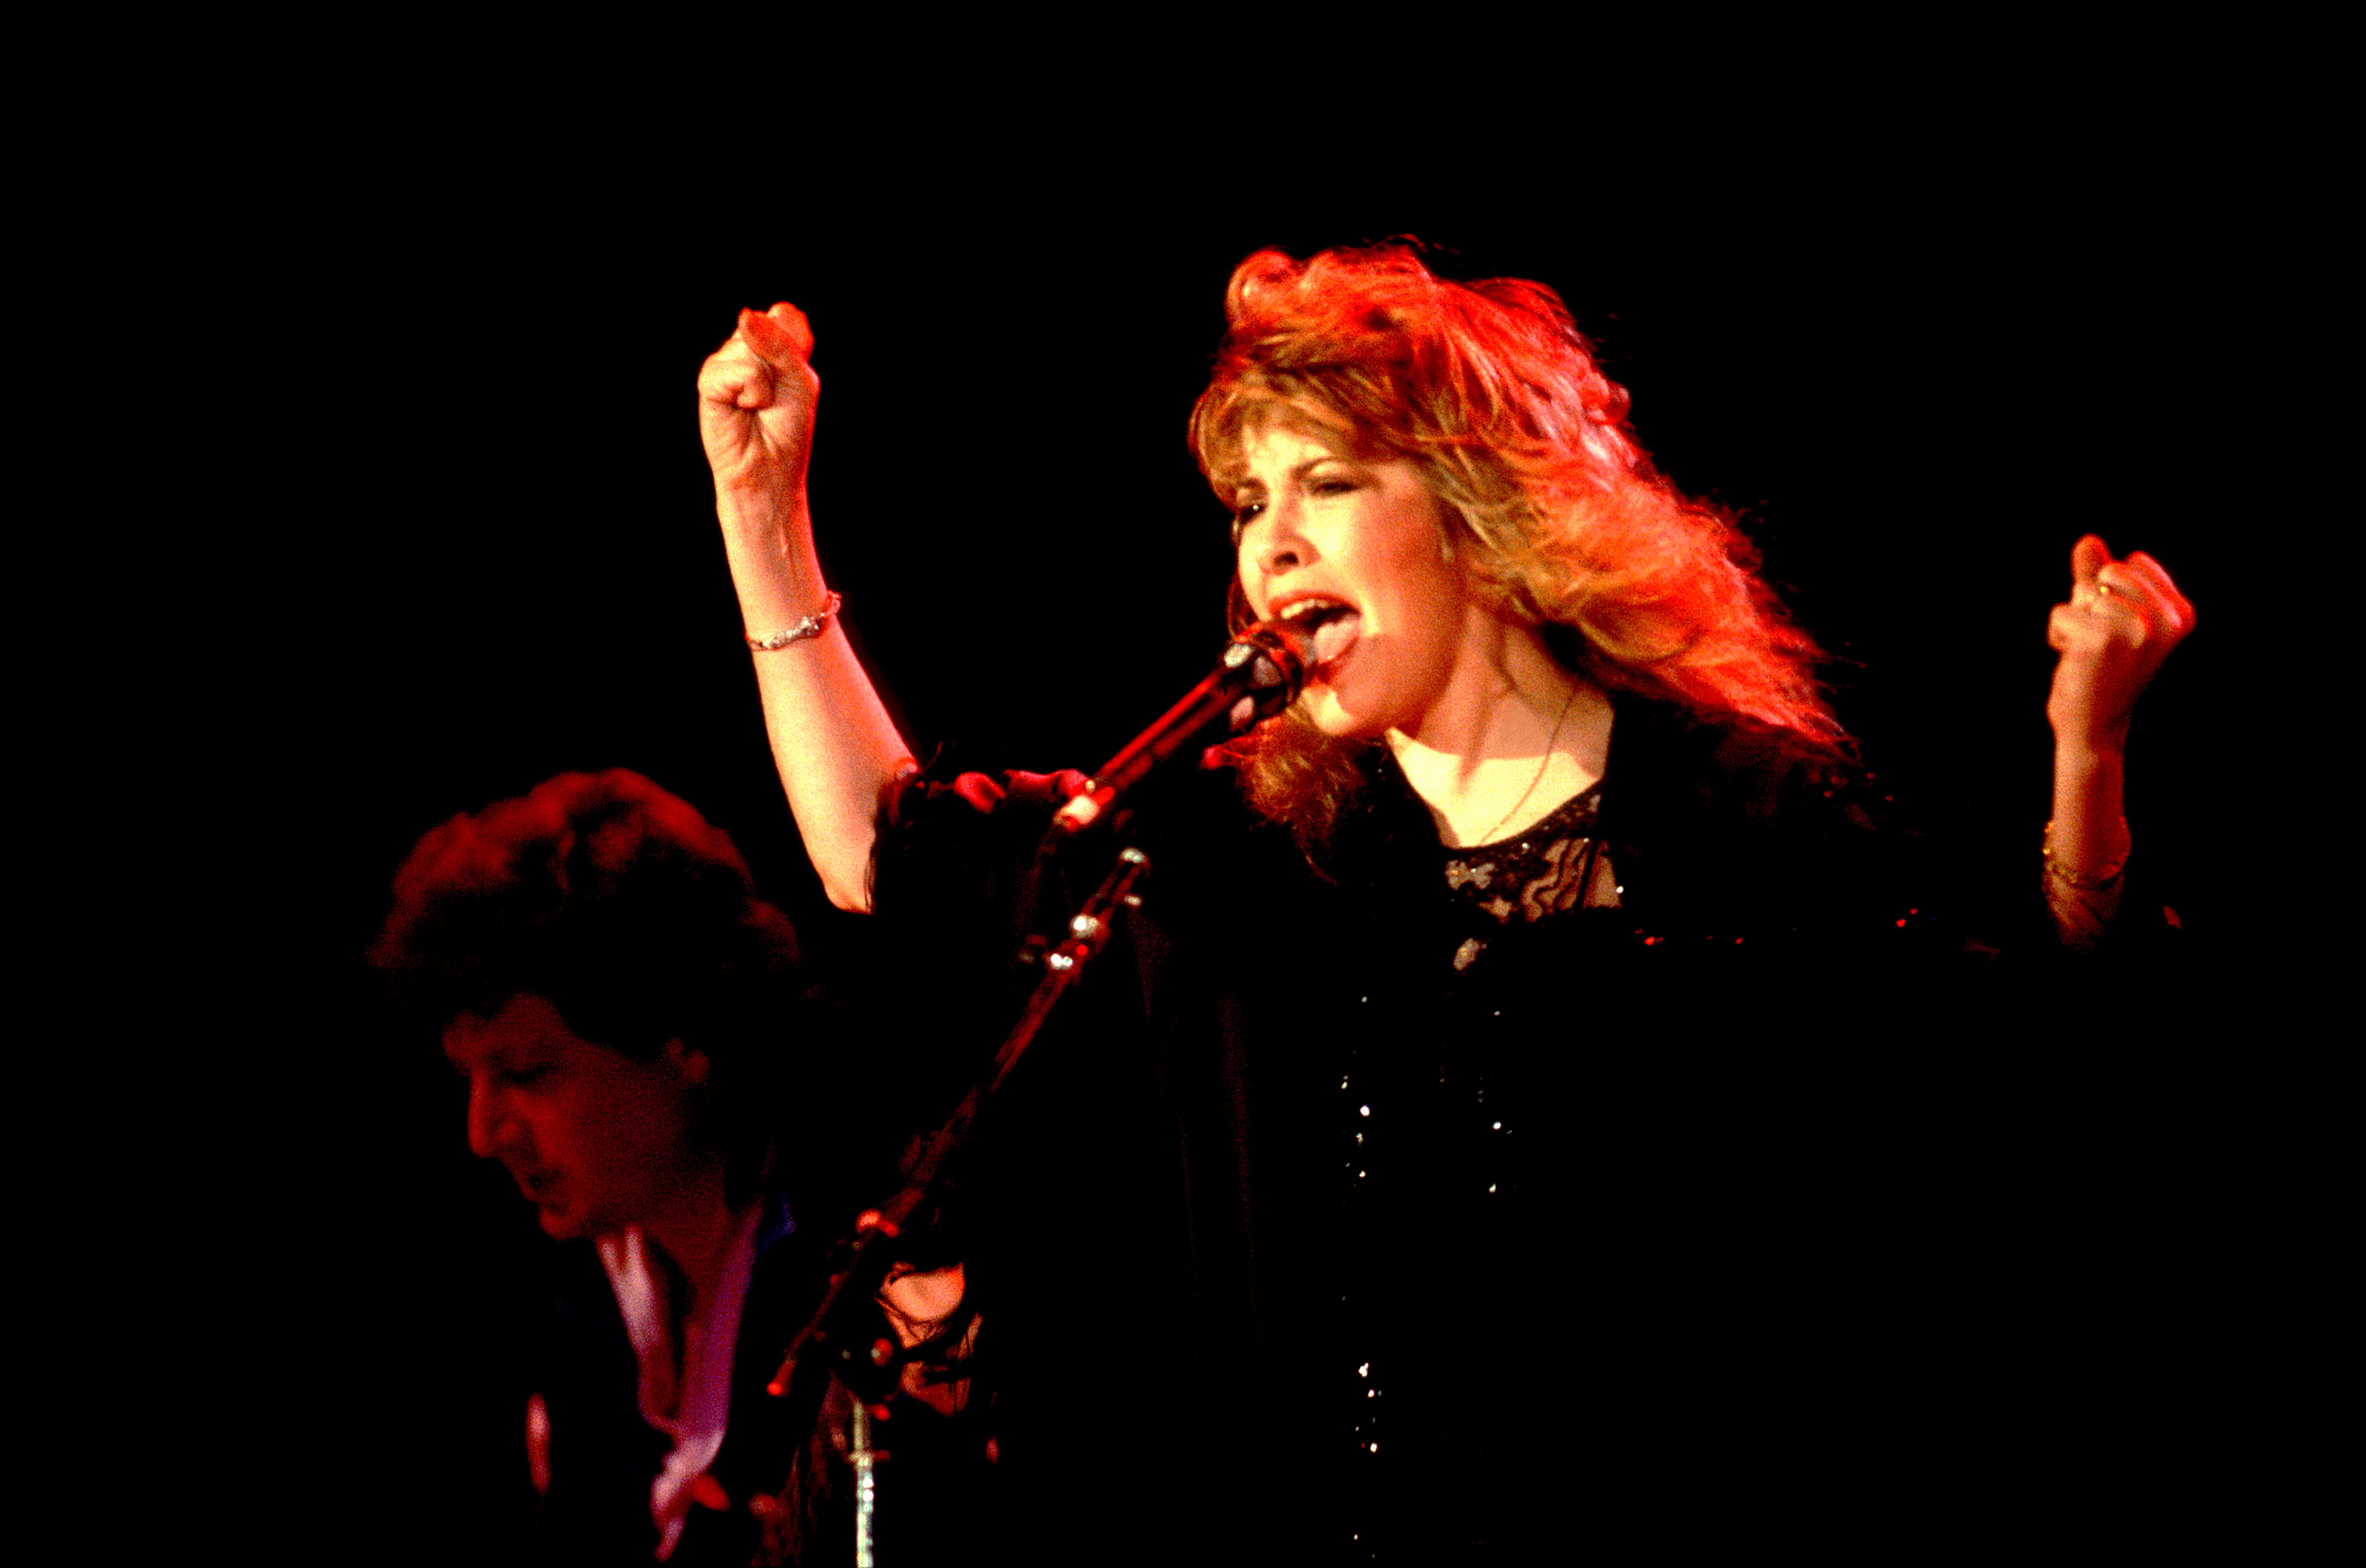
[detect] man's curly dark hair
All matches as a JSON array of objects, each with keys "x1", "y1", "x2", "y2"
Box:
[{"x1": 372, "y1": 768, "x2": 810, "y2": 1203}]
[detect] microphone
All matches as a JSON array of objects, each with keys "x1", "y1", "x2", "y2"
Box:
[{"x1": 1052, "y1": 621, "x2": 1310, "y2": 833}]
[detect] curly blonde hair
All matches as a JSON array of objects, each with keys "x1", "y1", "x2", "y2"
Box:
[{"x1": 1189, "y1": 243, "x2": 1844, "y2": 845}]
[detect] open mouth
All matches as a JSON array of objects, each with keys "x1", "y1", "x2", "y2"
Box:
[{"x1": 1275, "y1": 598, "x2": 1362, "y2": 674}]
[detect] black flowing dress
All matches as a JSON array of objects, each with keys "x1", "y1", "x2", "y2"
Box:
[{"x1": 868, "y1": 693, "x2": 2171, "y2": 1564}]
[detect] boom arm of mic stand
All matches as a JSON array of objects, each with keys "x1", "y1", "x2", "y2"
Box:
[{"x1": 766, "y1": 842, "x2": 1155, "y2": 1405}]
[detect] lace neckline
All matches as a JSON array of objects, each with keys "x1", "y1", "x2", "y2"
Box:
[{"x1": 1440, "y1": 780, "x2": 1605, "y2": 929}]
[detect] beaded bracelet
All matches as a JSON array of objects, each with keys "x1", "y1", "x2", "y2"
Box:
[{"x1": 746, "y1": 590, "x2": 843, "y2": 651}]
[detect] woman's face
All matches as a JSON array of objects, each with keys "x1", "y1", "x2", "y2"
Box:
[
  {"x1": 443, "y1": 992, "x2": 713, "y2": 1241},
  {"x1": 1232, "y1": 421, "x2": 1475, "y2": 740}
]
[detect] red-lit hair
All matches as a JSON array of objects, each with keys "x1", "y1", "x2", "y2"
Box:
[{"x1": 1190, "y1": 243, "x2": 1845, "y2": 841}]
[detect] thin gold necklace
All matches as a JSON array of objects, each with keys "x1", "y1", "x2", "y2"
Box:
[{"x1": 1472, "y1": 684, "x2": 1581, "y2": 847}]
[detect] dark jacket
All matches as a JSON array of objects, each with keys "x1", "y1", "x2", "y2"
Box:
[{"x1": 870, "y1": 694, "x2": 2181, "y2": 1564}]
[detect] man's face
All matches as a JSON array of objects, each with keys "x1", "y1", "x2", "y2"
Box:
[{"x1": 442, "y1": 993, "x2": 711, "y2": 1240}]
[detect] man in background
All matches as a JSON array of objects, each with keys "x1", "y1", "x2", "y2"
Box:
[{"x1": 374, "y1": 769, "x2": 982, "y2": 1565}]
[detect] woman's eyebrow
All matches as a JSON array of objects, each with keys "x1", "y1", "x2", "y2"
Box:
[{"x1": 1239, "y1": 458, "x2": 1345, "y2": 497}]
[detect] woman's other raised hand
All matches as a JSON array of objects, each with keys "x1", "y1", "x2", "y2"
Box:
[
  {"x1": 2040, "y1": 533, "x2": 2196, "y2": 944},
  {"x1": 2045, "y1": 533, "x2": 2196, "y2": 759}
]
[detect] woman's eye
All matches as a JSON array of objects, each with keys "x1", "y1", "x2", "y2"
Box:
[{"x1": 1230, "y1": 502, "x2": 1263, "y2": 543}]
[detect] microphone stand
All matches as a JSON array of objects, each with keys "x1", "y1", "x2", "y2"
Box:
[
  {"x1": 849, "y1": 1399, "x2": 878, "y2": 1568},
  {"x1": 764, "y1": 623, "x2": 1306, "y2": 1563},
  {"x1": 765, "y1": 841, "x2": 1155, "y2": 1553}
]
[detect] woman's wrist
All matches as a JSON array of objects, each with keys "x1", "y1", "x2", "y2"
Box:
[
  {"x1": 714, "y1": 486, "x2": 829, "y2": 632},
  {"x1": 2044, "y1": 736, "x2": 2131, "y2": 950},
  {"x1": 713, "y1": 479, "x2": 811, "y2": 541},
  {"x1": 2049, "y1": 740, "x2": 2127, "y2": 829}
]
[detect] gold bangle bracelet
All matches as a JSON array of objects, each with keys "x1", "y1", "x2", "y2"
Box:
[{"x1": 2042, "y1": 818, "x2": 2128, "y2": 891}]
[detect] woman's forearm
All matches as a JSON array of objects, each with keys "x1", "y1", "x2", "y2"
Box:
[
  {"x1": 2044, "y1": 742, "x2": 2129, "y2": 947},
  {"x1": 718, "y1": 485, "x2": 911, "y2": 913}
]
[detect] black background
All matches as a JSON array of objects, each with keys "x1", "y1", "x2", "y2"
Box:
[{"x1": 174, "y1": 112, "x2": 2318, "y2": 1557}]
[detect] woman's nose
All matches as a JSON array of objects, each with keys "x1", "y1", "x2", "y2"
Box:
[{"x1": 1248, "y1": 502, "x2": 1306, "y2": 578}]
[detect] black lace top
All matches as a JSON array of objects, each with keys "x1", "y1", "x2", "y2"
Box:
[{"x1": 1438, "y1": 781, "x2": 1607, "y2": 972}]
